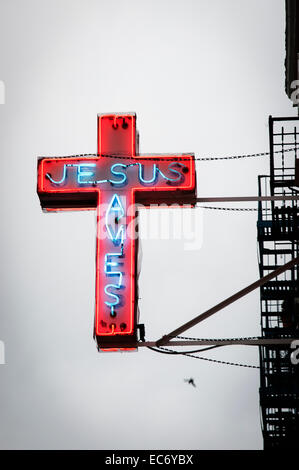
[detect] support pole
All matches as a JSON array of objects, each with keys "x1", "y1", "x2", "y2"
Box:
[
  {"x1": 196, "y1": 196, "x2": 299, "y2": 203},
  {"x1": 140, "y1": 338, "x2": 299, "y2": 347}
]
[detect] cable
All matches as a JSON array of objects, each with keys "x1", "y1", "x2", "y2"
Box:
[
  {"x1": 171, "y1": 335, "x2": 260, "y2": 341},
  {"x1": 181, "y1": 351, "x2": 260, "y2": 369},
  {"x1": 38, "y1": 146, "x2": 299, "y2": 162},
  {"x1": 198, "y1": 206, "x2": 259, "y2": 211},
  {"x1": 148, "y1": 344, "x2": 222, "y2": 354},
  {"x1": 148, "y1": 344, "x2": 260, "y2": 369},
  {"x1": 152, "y1": 335, "x2": 261, "y2": 368}
]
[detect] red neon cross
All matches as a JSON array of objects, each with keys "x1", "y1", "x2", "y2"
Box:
[{"x1": 37, "y1": 113, "x2": 197, "y2": 351}]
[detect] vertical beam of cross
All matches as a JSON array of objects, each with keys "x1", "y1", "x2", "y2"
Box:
[{"x1": 95, "y1": 114, "x2": 138, "y2": 350}]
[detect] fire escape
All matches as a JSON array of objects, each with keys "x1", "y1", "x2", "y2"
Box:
[{"x1": 258, "y1": 116, "x2": 299, "y2": 448}]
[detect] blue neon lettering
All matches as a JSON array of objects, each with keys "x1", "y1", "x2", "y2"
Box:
[
  {"x1": 46, "y1": 162, "x2": 187, "y2": 187},
  {"x1": 104, "y1": 253, "x2": 123, "y2": 309},
  {"x1": 158, "y1": 162, "x2": 186, "y2": 182},
  {"x1": 46, "y1": 164, "x2": 68, "y2": 184},
  {"x1": 107, "y1": 193, "x2": 125, "y2": 218},
  {"x1": 107, "y1": 225, "x2": 125, "y2": 248},
  {"x1": 104, "y1": 284, "x2": 121, "y2": 307},
  {"x1": 104, "y1": 254, "x2": 123, "y2": 279},
  {"x1": 110, "y1": 163, "x2": 128, "y2": 185},
  {"x1": 46, "y1": 163, "x2": 108, "y2": 186},
  {"x1": 138, "y1": 163, "x2": 158, "y2": 184},
  {"x1": 77, "y1": 163, "x2": 96, "y2": 184},
  {"x1": 105, "y1": 194, "x2": 125, "y2": 246},
  {"x1": 168, "y1": 162, "x2": 186, "y2": 181},
  {"x1": 104, "y1": 194, "x2": 126, "y2": 314}
]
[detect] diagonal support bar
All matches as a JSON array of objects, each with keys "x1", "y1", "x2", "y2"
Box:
[{"x1": 156, "y1": 257, "x2": 299, "y2": 346}]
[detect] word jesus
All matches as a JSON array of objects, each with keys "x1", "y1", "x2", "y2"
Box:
[{"x1": 45, "y1": 161, "x2": 189, "y2": 187}]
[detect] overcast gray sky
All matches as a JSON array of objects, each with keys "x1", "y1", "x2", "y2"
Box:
[{"x1": 0, "y1": 0, "x2": 297, "y2": 450}]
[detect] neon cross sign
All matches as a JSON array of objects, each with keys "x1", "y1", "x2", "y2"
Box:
[{"x1": 37, "y1": 113, "x2": 197, "y2": 351}]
